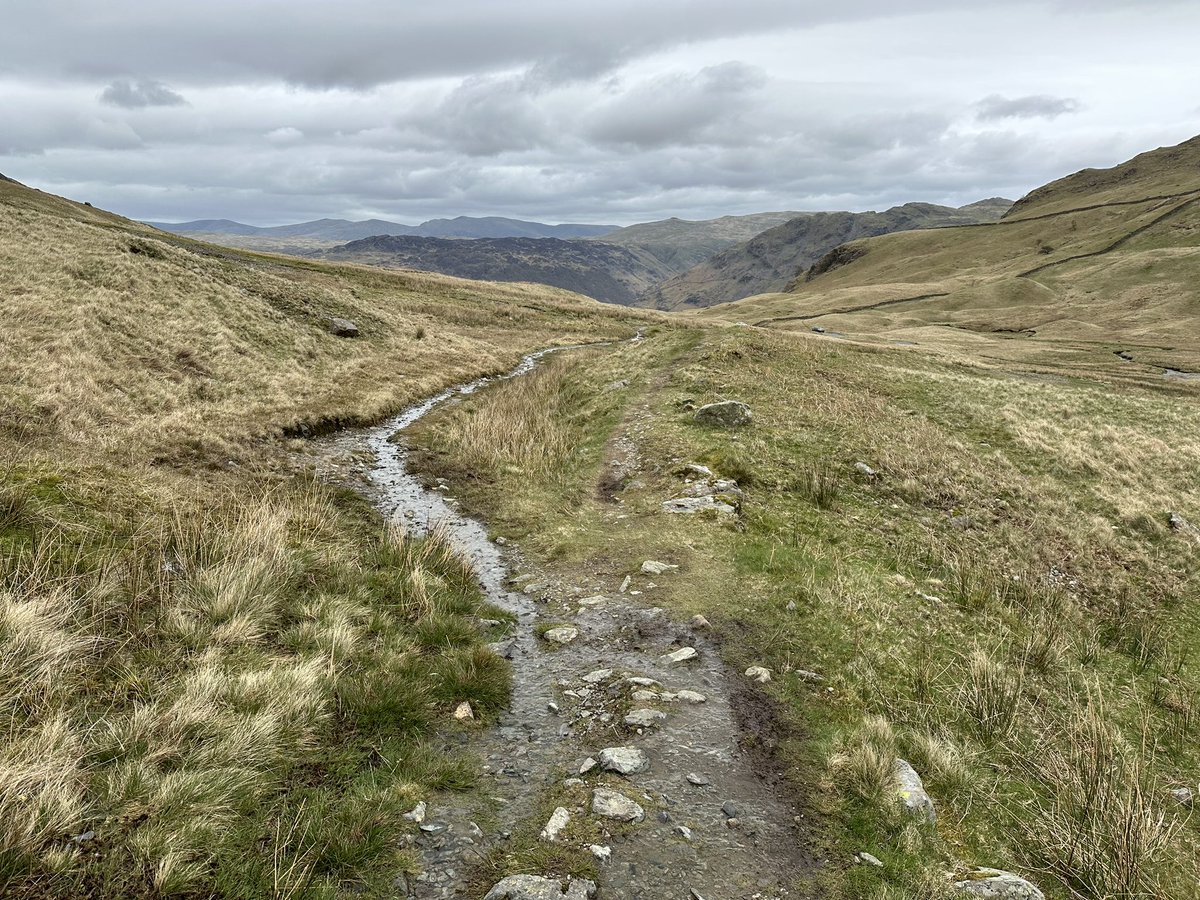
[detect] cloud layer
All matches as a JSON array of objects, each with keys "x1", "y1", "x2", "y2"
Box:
[{"x1": 1, "y1": 1, "x2": 1197, "y2": 224}]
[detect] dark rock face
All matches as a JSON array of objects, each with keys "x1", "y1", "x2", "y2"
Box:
[
  {"x1": 641, "y1": 200, "x2": 1012, "y2": 310},
  {"x1": 319, "y1": 235, "x2": 674, "y2": 305}
]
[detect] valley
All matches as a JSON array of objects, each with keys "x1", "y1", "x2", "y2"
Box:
[{"x1": 1, "y1": 132, "x2": 1199, "y2": 900}]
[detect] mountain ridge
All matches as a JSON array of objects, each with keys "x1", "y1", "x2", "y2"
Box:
[{"x1": 149, "y1": 214, "x2": 618, "y2": 242}]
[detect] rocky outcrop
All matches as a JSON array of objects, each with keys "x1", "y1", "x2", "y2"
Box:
[{"x1": 952, "y1": 869, "x2": 1044, "y2": 899}]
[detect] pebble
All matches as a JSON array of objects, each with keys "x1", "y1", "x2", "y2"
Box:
[
  {"x1": 590, "y1": 844, "x2": 612, "y2": 862},
  {"x1": 856, "y1": 852, "x2": 884, "y2": 867},
  {"x1": 721, "y1": 801, "x2": 739, "y2": 819},
  {"x1": 690, "y1": 614, "x2": 710, "y2": 629}
]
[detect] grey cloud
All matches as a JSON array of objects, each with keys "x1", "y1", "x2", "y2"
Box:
[
  {"x1": 974, "y1": 94, "x2": 1082, "y2": 121},
  {"x1": 4, "y1": 0, "x2": 959, "y2": 90},
  {"x1": 587, "y1": 63, "x2": 768, "y2": 149},
  {"x1": 100, "y1": 78, "x2": 187, "y2": 108}
]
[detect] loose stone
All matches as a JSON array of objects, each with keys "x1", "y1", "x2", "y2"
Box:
[
  {"x1": 686, "y1": 773, "x2": 710, "y2": 786},
  {"x1": 591, "y1": 787, "x2": 646, "y2": 822},
  {"x1": 590, "y1": 844, "x2": 612, "y2": 862},
  {"x1": 599, "y1": 746, "x2": 651, "y2": 775},
  {"x1": 623, "y1": 708, "x2": 667, "y2": 728},
  {"x1": 581, "y1": 668, "x2": 612, "y2": 683},
  {"x1": 856, "y1": 852, "x2": 884, "y2": 867},
  {"x1": 543, "y1": 626, "x2": 578, "y2": 645},
  {"x1": 745, "y1": 665, "x2": 771, "y2": 683},
  {"x1": 690, "y1": 614, "x2": 710, "y2": 629},
  {"x1": 674, "y1": 689, "x2": 707, "y2": 703},
  {"x1": 454, "y1": 701, "x2": 474, "y2": 721},
  {"x1": 641, "y1": 560, "x2": 678, "y2": 575},
  {"x1": 693, "y1": 400, "x2": 753, "y2": 427},
  {"x1": 539, "y1": 807, "x2": 570, "y2": 842},
  {"x1": 403, "y1": 801, "x2": 427, "y2": 824}
]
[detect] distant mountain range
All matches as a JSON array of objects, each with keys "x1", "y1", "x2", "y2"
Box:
[
  {"x1": 147, "y1": 215, "x2": 618, "y2": 242},
  {"x1": 147, "y1": 202, "x2": 1013, "y2": 309}
]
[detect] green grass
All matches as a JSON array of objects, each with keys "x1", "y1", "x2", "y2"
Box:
[{"x1": 405, "y1": 325, "x2": 1200, "y2": 899}]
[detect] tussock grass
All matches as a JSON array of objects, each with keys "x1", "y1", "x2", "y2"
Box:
[
  {"x1": 407, "y1": 325, "x2": 1200, "y2": 898},
  {"x1": 0, "y1": 178, "x2": 642, "y2": 896}
]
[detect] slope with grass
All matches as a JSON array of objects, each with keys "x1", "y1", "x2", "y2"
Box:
[
  {"x1": 0, "y1": 176, "x2": 652, "y2": 898},
  {"x1": 404, "y1": 324, "x2": 1200, "y2": 900},
  {"x1": 641, "y1": 200, "x2": 1012, "y2": 311},
  {"x1": 703, "y1": 135, "x2": 1200, "y2": 374}
]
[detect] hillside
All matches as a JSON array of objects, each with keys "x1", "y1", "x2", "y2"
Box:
[
  {"x1": 703, "y1": 134, "x2": 1200, "y2": 375},
  {"x1": 595, "y1": 210, "x2": 807, "y2": 270},
  {"x1": 317, "y1": 233, "x2": 678, "y2": 305},
  {"x1": 642, "y1": 200, "x2": 1012, "y2": 310}
]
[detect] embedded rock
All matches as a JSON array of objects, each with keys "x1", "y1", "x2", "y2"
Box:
[
  {"x1": 599, "y1": 746, "x2": 650, "y2": 775},
  {"x1": 592, "y1": 787, "x2": 645, "y2": 822},
  {"x1": 662, "y1": 496, "x2": 737, "y2": 516},
  {"x1": 624, "y1": 708, "x2": 667, "y2": 728},
  {"x1": 327, "y1": 317, "x2": 360, "y2": 337},
  {"x1": 952, "y1": 869, "x2": 1045, "y2": 899},
  {"x1": 661, "y1": 646, "x2": 698, "y2": 666},
  {"x1": 539, "y1": 807, "x2": 570, "y2": 842},
  {"x1": 745, "y1": 666, "x2": 771, "y2": 683},
  {"x1": 641, "y1": 560, "x2": 678, "y2": 575},
  {"x1": 694, "y1": 400, "x2": 752, "y2": 427},
  {"x1": 543, "y1": 626, "x2": 578, "y2": 645},
  {"x1": 483, "y1": 875, "x2": 598, "y2": 900},
  {"x1": 895, "y1": 758, "x2": 936, "y2": 824}
]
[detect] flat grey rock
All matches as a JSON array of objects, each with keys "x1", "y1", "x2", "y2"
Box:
[
  {"x1": 952, "y1": 869, "x2": 1044, "y2": 899},
  {"x1": 624, "y1": 708, "x2": 667, "y2": 728},
  {"x1": 483, "y1": 875, "x2": 598, "y2": 900},
  {"x1": 599, "y1": 746, "x2": 650, "y2": 775},
  {"x1": 592, "y1": 787, "x2": 645, "y2": 822},
  {"x1": 662, "y1": 496, "x2": 737, "y2": 516},
  {"x1": 661, "y1": 646, "x2": 698, "y2": 666},
  {"x1": 543, "y1": 626, "x2": 578, "y2": 645}
]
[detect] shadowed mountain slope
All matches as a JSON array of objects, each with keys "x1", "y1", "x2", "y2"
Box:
[{"x1": 642, "y1": 201, "x2": 1011, "y2": 311}]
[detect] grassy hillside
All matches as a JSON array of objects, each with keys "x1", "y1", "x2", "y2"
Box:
[
  {"x1": 642, "y1": 201, "x2": 1012, "y2": 311},
  {"x1": 405, "y1": 324, "x2": 1200, "y2": 900},
  {"x1": 702, "y1": 135, "x2": 1200, "y2": 375},
  {"x1": 0, "y1": 176, "x2": 650, "y2": 898}
]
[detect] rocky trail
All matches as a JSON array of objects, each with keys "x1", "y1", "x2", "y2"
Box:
[{"x1": 311, "y1": 340, "x2": 819, "y2": 899}]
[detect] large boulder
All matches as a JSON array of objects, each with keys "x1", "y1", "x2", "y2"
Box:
[
  {"x1": 483, "y1": 875, "x2": 597, "y2": 900},
  {"x1": 952, "y1": 869, "x2": 1044, "y2": 899},
  {"x1": 693, "y1": 400, "x2": 752, "y2": 427}
]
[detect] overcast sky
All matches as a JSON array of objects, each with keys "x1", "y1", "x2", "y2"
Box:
[{"x1": 3, "y1": 1, "x2": 1198, "y2": 226}]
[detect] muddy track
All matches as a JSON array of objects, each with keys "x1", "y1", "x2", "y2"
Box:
[{"x1": 312, "y1": 336, "x2": 820, "y2": 898}]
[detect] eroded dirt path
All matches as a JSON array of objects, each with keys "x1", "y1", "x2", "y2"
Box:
[{"x1": 310, "y1": 341, "x2": 819, "y2": 899}]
